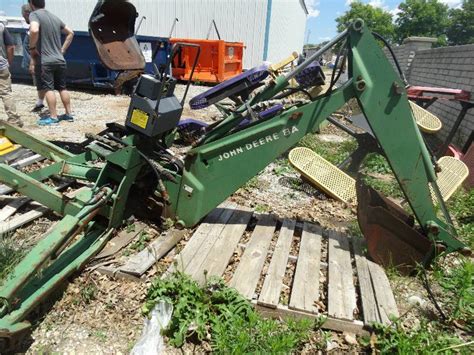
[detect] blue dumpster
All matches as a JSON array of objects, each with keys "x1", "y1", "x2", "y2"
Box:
[{"x1": 7, "y1": 27, "x2": 170, "y2": 92}]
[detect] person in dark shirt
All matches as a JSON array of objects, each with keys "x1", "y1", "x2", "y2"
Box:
[
  {"x1": 28, "y1": 0, "x2": 74, "y2": 126},
  {"x1": 0, "y1": 23, "x2": 24, "y2": 127},
  {"x1": 21, "y1": 4, "x2": 46, "y2": 113}
]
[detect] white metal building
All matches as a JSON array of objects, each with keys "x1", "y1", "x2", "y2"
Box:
[{"x1": 45, "y1": 0, "x2": 308, "y2": 68}]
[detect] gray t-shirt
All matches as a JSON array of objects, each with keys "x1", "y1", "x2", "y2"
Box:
[
  {"x1": 0, "y1": 25, "x2": 15, "y2": 70},
  {"x1": 29, "y1": 9, "x2": 66, "y2": 65}
]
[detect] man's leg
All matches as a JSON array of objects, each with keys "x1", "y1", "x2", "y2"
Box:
[
  {"x1": 31, "y1": 74, "x2": 45, "y2": 112},
  {"x1": 44, "y1": 90, "x2": 58, "y2": 118},
  {"x1": 59, "y1": 90, "x2": 71, "y2": 114},
  {"x1": 36, "y1": 64, "x2": 59, "y2": 125},
  {"x1": 56, "y1": 64, "x2": 72, "y2": 116},
  {"x1": 0, "y1": 68, "x2": 23, "y2": 127},
  {"x1": 40, "y1": 64, "x2": 58, "y2": 118}
]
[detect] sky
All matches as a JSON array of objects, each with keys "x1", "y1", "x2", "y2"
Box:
[
  {"x1": 305, "y1": 0, "x2": 463, "y2": 44},
  {"x1": 0, "y1": 0, "x2": 465, "y2": 44}
]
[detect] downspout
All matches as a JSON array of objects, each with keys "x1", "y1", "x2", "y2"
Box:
[{"x1": 262, "y1": 0, "x2": 272, "y2": 61}]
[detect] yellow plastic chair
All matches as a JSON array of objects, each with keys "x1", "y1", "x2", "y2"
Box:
[
  {"x1": 289, "y1": 148, "x2": 468, "y2": 204},
  {"x1": 409, "y1": 101, "x2": 442, "y2": 134}
]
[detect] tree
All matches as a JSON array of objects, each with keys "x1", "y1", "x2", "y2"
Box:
[
  {"x1": 395, "y1": 0, "x2": 450, "y2": 45},
  {"x1": 446, "y1": 0, "x2": 474, "y2": 45},
  {"x1": 336, "y1": 1, "x2": 395, "y2": 42}
]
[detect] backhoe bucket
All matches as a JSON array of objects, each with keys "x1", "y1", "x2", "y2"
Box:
[
  {"x1": 89, "y1": 0, "x2": 145, "y2": 70},
  {"x1": 356, "y1": 179, "x2": 435, "y2": 272}
]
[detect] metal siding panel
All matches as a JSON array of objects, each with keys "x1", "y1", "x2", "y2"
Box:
[
  {"x1": 45, "y1": 0, "x2": 269, "y2": 68},
  {"x1": 266, "y1": 0, "x2": 306, "y2": 64}
]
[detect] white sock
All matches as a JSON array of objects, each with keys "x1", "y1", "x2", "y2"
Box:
[{"x1": 36, "y1": 99, "x2": 44, "y2": 106}]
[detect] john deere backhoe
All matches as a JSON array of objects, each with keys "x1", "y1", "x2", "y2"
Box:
[{"x1": 0, "y1": 0, "x2": 469, "y2": 350}]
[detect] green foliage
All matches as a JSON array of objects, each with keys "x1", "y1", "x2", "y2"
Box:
[
  {"x1": 364, "y1": 319, "x2": 469, "y2": 353},
  {"x1": 363, "y1": 153, "x2": 392, "y2": 175},
  {"x1": 336, "y1": 1, "x2": 395, "y2": 42},
  {"x1": 395, "y1": 0, "x2": 450, "y2": 45},
  {"x1": 130, "y1": 231, "x2": 151, "y2": 252},
  {"x1": 73, "y1": 281, "x2": 97, "y2": 305},
  {"x1": 298, "y1": 134, "x2": 357, "y2": 165},
  {"x1": 143, "y1": 273, "x2": 315, "y2": 351},
  {"x1": 255, "y1": 204, "x2": 271, "y2": 213},
  {"x1": 362, "y1": 175, "x2": 404, "y2": 199},
  {"x1": 447, "y1": 0, "x2": 474, "y2": 45},
  {"x1": 448, "y1": 188, "x2": 474, "y2": 248},
  {"x1": 0, "y1": 234, "x2": 24, "y2": 284},
  {"x1": 435, "y1": 260, "x2": 474, "y2": 331}
]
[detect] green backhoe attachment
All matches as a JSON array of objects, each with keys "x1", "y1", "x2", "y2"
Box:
[{"x1": 0, "y1": 18, "x2": 469, "y2": 350}]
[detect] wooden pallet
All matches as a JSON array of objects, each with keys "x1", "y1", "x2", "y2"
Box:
[{"x1": 169, "y1": 203, "x2": 399, "y2": 334}]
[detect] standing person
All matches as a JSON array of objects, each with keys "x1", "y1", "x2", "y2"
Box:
[
  {"x1": 28, "y1": 0, "x2": 74, "y2": 126},
  {"x1": 21, "y1": 4, "x2": 45, "y2": 113},
  {"x1": 0, "y1": 22, "x2": 24, "y2": 127}
]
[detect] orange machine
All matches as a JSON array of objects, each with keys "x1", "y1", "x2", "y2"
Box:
[{"x1": 170, "y1": 38, "x2": 244, "y2": 84}]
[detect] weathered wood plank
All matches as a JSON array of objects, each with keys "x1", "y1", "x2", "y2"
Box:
[
  {"x1": 193, "y1": 207, "x2": 253, "y2": 285},
  {"x1": 352, "y1": 237, "x2": 380, "y2": 324},
  {"x1": 120, "y1": 229, "x2": 186, "y2": 276},
  {"x1": 258, "y1": 219, "x2": 295, "y2": 308},
  {"x1": 327, "y1": 230, "x2": 356, "y2": 320},
  {"x1": 230, "y1": 214, "x2": 277, "y2": 299},
  {"x1": 289, "y1": 223, "x2": 322, "y2": 313},
  {"x1": 253, "y1": 302, "x2": 369, "y2": 336},
  {"x1": 0, "y1": 206, "x2": 49, "y2": 235},
  {"x1": 94, "y1": 222, "x2": 147, "y2": 260},
  {"x1": 0, "y1": 154, "x2": 45, "y2": 194},
  {"x1": 0, "y1": 197, "x2": 30, "y2": 222},
  {"x1": 367, "y1": 259, "x2": 399, "y2": 324},
  {"x1": 10, "y1": 153, "x2": 44, "y2": 169},
  {"x1": 171, "y1": 202, "x2": 235, "y2": 274}
]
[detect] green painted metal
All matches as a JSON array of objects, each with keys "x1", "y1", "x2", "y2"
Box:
[
  {"x1": 0, "y1": 225, "x2": 113, "y2": 340},
  {"x1": 59, "y1": 161, "x2": 102, "y2": 181},
  {"x1": 0, "y1": 164, "x2": 84, "y2": 216},
  {"x1": 173, "y1": 82, "x2": 355, "y2": 225},
  {"x1": 0, "y1": 122, "x2": 74, "y2": 161},
  {"x1": 0, "y1": 20, "x2": 468, "y2": 347},
  {"x1": 169, "y1": 21, "x2": 464, "y2": 253}
]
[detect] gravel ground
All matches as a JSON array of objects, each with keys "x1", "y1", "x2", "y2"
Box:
[
  {"x1": 2, "y1": 81, "x2": 362, "y2": 352},
  {"x1": 1, "y1": 82, "x2": 216, "y2": 142},
  {"x1": 3, "y1": 80, "x2": 452, "y2": 353}
]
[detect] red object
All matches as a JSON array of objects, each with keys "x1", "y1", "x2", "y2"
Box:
[
  {"x1": 462, "y1": 143, "x2": 474, "y2": 189},
  {"x1": 445, "y1": 145, "x2": 463, "y2": 159},
  {"x1": 170, "y1": 39, "x2": 244, "y2": 84},
  {"x1": 407, "y1": 86, "x2": 471, "y2": 102}
]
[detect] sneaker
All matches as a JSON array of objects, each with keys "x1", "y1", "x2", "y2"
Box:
[
  {"x1": 37, "y1": 117, "x2": 59, "y2": 126},
  {"x1": 58, "y1": 113, "x2": 74, "y2": 122},
  {"x1": 31, "y1": 104, "x2": 45, "y2": 113},
  {"x1": 7, "y1": 118, "x2": 24, "y2": 128}
]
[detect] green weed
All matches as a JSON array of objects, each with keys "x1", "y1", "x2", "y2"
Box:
[
  {"x1": 255, "y1": 204, "x2": 271, "y2": 213},
  {"x1": 362, "y1": 175, "x2": 404, "y2": 199},
  {"x1": 433, "y1": 259, "x2": 474, "y2": 331},
  {"x1": 0, "y1": 234, "x2": 24, "y2": 283},
  {"x1": 93, "y1": 330, "x2": 107, "y2": 341},
  {"x1": 243, "y1": 176, "x2": 260, "y2": 190},
  {"x1": 363, "y1": 153, "x2": 392, "y2": 175},
  {"x1": 130, "y1": 231, "x2": 151, "y2": 252},
  {"x1": 143, "y1": 273, "x2": 315, "y2": 351},
  {"x1": 298, "y1": 134, "x2": 358, "y2": 165},
  {"x1": 448, "y1": 189, "x2": 474, "y2": 248},
  {"x1": 73, "y1": 282, "x2": 97, "y2": 305},
  {"x1": 362, "y1": 319, "x2": 470, "y2": 354}
]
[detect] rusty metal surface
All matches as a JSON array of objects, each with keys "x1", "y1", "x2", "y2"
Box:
[
  {"x1": 89, "y1": 0, "x2": 145, "y2": 71},
  {"x1": 356, "y1": 180, "x2": 434, "y2": 272}
]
